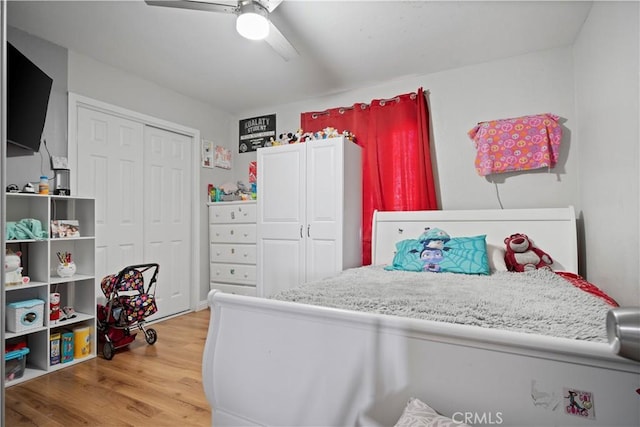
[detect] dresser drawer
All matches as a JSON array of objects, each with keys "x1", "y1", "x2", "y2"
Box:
[
  {"x1": 210, "y1": 282, "x2": 257, "y2": 297},
  {"x1": 210, "y1": 263, "x2": 256, "y2": 285},
  {"x1": 210, "y1": 243, "x2": 256, "y2": 264},
  {"x1": 209, "y1": 202, "x2": 256, "y2": 224},
  {"x1": 210, "y1": 224, "x2": 256, "y2": 244}
]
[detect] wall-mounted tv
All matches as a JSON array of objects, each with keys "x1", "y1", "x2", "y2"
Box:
[{"x1": 7, "y1": 42, "x2": 53, "y2": 152}]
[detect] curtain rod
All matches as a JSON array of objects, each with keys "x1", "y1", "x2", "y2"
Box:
[{"x1": 309, "y1": 92, "x2": 418, "y2": 119}]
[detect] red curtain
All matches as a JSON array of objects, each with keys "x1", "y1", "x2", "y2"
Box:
[{"x1": 301, "y1": 87, "x2": 437, "y2": 265}]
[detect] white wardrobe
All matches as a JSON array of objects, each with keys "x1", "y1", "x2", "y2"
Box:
[{"x1": 256, "y1": 136, "x2": 362, "y2": 297}]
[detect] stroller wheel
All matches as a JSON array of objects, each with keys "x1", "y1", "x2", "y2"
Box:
[
  {"x1": 145, "y1": 328, "x2": 158, "y2": 345},
  {"x1": 103, "y1": 341, "x2": 115, "y2": 360}
]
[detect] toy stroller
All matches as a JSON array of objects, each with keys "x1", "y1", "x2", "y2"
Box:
[{"x1": 97, "y1": 263, "x2": 159, "y2": 360}]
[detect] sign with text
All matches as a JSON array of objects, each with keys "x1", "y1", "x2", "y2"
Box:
[{"x1": 239, "y1": 114, "x2": 276, "y2": 153}]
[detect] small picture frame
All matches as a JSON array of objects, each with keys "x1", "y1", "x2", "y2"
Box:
[
  {"x1": 214, "y1": 146, "x2": 232, "y2": 170},
  {"x1": 51, "y1": 220, "x2": 80, "y2": 238},
  {"x1": 202, "y1": 139, "x2": 214, "y2": 168}
]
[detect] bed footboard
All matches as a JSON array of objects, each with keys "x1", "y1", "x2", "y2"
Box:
[{"x1": 203, "y1": 290, "x2": 640, "y2": 427}]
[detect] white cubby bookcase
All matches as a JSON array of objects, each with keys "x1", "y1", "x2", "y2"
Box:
[{"x1": 4, "y1": 193, "x2": 96, "y2": 387}]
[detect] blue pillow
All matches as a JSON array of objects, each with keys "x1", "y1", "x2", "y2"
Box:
[
  {"x1": 385, "y1": 234, "x2": 490, "y2": 275},
  {"x1": 385, "y1": 239, "x2": 424, "y2": 272}
]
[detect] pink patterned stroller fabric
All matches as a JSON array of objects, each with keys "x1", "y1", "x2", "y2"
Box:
[
  {"x1": 101, "y1": 267, "x2": 158, "y2": 324},
  {"x1": 468, "y1": 113, "x2": 562, "y2": 176}
]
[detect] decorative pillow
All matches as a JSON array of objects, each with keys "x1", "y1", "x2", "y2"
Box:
[
  {"x1": 386, "y1": 230, "x2": 490, "y2": 275},
  {"x1": 487, "y1": 244, "x2": 508, "y2": 272},
  {"x1": 394, "y1": 397, "x2": 470, "y2": 427},
  {"x1": 441, "y1": 235, "x2": 490, "y2": 275},
  {"x1": 385, "y1": 239, "x2": 425, "y2": 272}
]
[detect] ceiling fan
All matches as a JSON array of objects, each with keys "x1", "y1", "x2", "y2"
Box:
[{"x1": 145, "y1": 0, "x2": 299, "y2": 61}]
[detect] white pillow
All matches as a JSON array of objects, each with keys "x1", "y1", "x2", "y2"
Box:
[
  {"x1": 394, "y1": 397, "x2": 470, "y2": 427},
  {"x1": 487, "y1": 244, "x2": 508, "y2": 272}
]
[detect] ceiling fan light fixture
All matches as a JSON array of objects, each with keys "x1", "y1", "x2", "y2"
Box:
[{"x1": 236, "y1": 2, "x2": 270, "y2": 41}]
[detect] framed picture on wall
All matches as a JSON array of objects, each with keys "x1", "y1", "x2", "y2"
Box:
[
  {"x1": 214, "y1": 146, "x2": 232, "y2": 170},
  {"x1": 202, "y1": 139, "x2": 214, "y2": 168},
  {"x1": 239, "y1": 114, "x2": 276, "y2": 152}
]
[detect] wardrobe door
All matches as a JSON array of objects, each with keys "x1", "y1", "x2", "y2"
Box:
[
  {"x1": 256, "y1": 144, "x2": 306, "y2": 297},
  {"x1": 305, "y1": 139, "x2": 344, "y2": 283},
  {"x1": 76, "y1": 106, "x2": 144, "y2": 286}
]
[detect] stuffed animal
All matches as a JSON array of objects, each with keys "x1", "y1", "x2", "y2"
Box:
[
  {"x1": 5, "y1": 249, "x2": 30, "y2": 286},
  {"x1": 504, "y1": 233, "x2": 553, "y2": 272}
]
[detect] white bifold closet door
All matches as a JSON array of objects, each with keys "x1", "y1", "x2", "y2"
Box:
[{"x1": 76, "y1": 107, "x2": 191, "y2": 319}]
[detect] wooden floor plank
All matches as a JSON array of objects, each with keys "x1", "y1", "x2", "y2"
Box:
[{"x1": 5, "y1": 309, "x2": 212, "y2": 427}]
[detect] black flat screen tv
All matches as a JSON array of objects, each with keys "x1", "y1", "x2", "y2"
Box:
[{"x1": 7, "y1": 42, "x2": 53, "y2": 152}]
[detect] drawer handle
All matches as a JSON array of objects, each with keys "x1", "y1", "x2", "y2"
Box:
[
  {"x1": 244, "y1": 273, "x2": 248, "y2": 278},
  {"x1": 230, "y1": 269, "x2": 235, "y2": 275},
  {"x1": 216, "y1": 251, "x2": 221, "y2": 256},
  {"x1": 231, "y1": 212, "x2": 236, "y2": 220},
  {"x1": 231, "y1": 248, "x2": 235, "y2": 254},
  {"x1": 230, "y1": 230, "x2": 234, "y2": 235},
  {"x1": 215, "y1": 270, "x2": 221, "y2": 276}
]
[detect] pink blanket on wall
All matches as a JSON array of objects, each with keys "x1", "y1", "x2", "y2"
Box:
[{"x1": 468, "y1": 113, "x2": 562, "y2": 176}]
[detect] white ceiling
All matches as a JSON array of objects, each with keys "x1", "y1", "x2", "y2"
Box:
[{"x1": 7, "y1": 0, "x2": 593, "y2": 115}]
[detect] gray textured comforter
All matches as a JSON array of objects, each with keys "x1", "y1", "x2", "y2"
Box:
[{"x1": 272, "y1": 266, "x2": 611, "y2": 342}]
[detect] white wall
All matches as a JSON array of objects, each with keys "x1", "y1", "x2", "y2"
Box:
[
  {"x1": 10, "y1": 3, "x2": 638, "y2": 307},
  {"x1": 67, "y1": 51, "x2": 234, "y2": 303},
  {"x1": 6, "y1": 27, "x2": 68, "y2": 187},
  {"x1": 232, "y1": 34, "x2": 639, "y2": 306},
  {"x1": 573, "y1": 1, "x2": 640, "y2": 306},
  {"x1": 232, "y1": 47, "x2": 579, "y2": 211}
]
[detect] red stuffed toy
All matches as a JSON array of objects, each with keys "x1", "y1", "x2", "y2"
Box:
[{"x1": 504, "y1": 233, "x2": 553, "y2": 272}]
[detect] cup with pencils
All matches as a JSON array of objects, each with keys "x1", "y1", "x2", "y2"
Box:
[{"x1": 56, "y1": 252, "x2": 76, "y2": 278}]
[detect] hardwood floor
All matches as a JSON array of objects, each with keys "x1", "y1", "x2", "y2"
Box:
[{"x1": 5, "y1": 309, "x2": 212, "y2": 427}]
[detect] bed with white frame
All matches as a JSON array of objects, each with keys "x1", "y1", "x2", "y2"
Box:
[{"x1": 202, "y1": 206, "x2": 640, "y2": 427}]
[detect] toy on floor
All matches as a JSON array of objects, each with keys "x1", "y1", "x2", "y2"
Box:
[{"x1": 97, "y1": 263, "x2": 159, "y2": 360}]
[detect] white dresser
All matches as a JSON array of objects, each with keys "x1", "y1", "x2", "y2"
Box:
[{"x1": 208, "y1": 201, "x2": 257, "y2": 296}]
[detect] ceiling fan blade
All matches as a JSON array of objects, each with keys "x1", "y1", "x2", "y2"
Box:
[
  {"x1": 144, "y1": 0, "x2": 238, "y2": 14},
  {"x1": 256, "y1": 0, "x2": 283, "y2": 13},
  {"x1": 146, "y1": 0, "x2": 298, "y2": 61},
  {"x1": 266, "y1": 21, "x2": 299, "y2": 61}
]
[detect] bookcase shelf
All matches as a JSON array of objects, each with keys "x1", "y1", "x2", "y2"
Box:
[{"x1": 4, "y1": 193, "x2": 96, "y2": 387}]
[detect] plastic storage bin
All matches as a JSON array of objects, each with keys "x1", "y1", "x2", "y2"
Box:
[
  {"x1": 5, "y1": 347, "x2": 30, "y2": 382},
  {"x1": 6, "y1": 299, "x2": 45, "y2": 333},
  {"x1": 73, "y1": 326, "x2": 91, "y2": 359}
]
